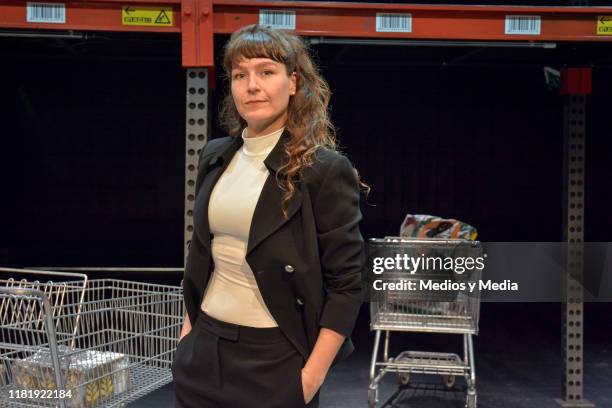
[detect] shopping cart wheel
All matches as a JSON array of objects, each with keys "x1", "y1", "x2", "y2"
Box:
[
  {"x1": 465, "y1": 392, "x2": 477, "y2": 408},
  {"x1": 442, "y1": 374, "x2": 456, "y2": 389},
  {"x1": 397, "y1": 372, "x2": 411, "y2": 386},
  {"x1": 368, "y1": 388, "x2": 377, "y2": 408}
]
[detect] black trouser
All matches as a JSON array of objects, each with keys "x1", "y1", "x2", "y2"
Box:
[{"x1": 172, "y1": 308, "x2": 320, "y2": 408}]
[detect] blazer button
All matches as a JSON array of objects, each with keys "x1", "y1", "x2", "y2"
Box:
[
  {"x1": 284, "y1": 265, "x2": 295, "y2": 273},
  {"x1": 296, "y1": 297, "x2": 304, "y2": 306}
]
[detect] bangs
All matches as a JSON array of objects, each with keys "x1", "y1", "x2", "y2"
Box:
[{"x1": 223, "y1": 29, "x2": 291, "y2": 74}]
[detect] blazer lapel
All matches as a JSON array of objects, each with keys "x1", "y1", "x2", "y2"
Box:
[
  {"x1": 246, "y1": 129, "x2": 303, "y2": 256},
  {"x1": 194, "y1": 129, "x2": 302, "y2": 256}
]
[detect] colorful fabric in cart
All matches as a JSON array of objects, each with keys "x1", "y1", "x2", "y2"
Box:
[{"x1": 400, "y1": 214, "x2": 478, "y2": 241}]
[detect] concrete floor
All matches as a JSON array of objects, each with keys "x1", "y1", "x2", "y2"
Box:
[{"x1": 130, "y1": 304, "x2": 612, "y2": 408}]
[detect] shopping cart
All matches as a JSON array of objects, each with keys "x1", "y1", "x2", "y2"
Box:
[
  {"x1": 367, "y1": 238, "x2": 483, "y2": 408},
  {"x1": 0, "y1": 267, "x2": 183, "y2": 408}
]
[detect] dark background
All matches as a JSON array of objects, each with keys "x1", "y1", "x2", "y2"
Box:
[
  {"x1": 1, "y1": 10, "x2": 611, "y2": 406},
  {"x1": 2, "y1": 33, "x2": 612, "y2": 265}
]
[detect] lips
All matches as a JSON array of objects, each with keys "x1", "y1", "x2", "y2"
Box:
[{"x1": 246, "y1": 100, "x2": 266, "y2": 104}]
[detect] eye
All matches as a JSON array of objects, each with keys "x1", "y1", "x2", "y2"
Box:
[
  {"x1": 232, "y1": 72, "x2": 245, "y2": 80},
  {"x1": 262, "y1": 70, "x2": 274, "y2": 76}
]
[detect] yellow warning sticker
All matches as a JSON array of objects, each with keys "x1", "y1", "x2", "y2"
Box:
[
  {"x1": 597, "y1": 16, "x2": 612, "y2": 35},
  {"x1": 122, "y1": 6, "x2": 173, "y2": 26}
]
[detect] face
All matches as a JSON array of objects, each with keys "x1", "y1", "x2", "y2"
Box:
[{"x1": 231, "y1": 57, "x2": 297, "y2": 136}]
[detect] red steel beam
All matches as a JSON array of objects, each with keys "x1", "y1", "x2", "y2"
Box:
[
  {"x1": 0, "y1": 0, "x2": 180, "y2": 33},
  {"x1": 1, "y1": 1, "x2": 612, "y2": 67},
  {"x1": 560, "y1": 68, "x2": 592, "y2": 96},
  {"x1": 213, "y1": 1, "x2": 612, "y2": 42},
  {"x1": 182, "y1": 0, "x2": 214, "y2": 66}
]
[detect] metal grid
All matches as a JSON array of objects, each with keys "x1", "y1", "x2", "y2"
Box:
[
  {"x1": 556, "y1": 95, "x2": 593, "y2": 408},
  {"x1": 372, "y1": 311, "x2": 476, "y2": 334},
  {"x1": 369, "y1": 238, "x2": 481, "y2": 335},
  {"x1": 391, "y1": 351, "x2": 467, "y2": 376},
  {"x1": 0, "y1": 271, "x2": 183, "y2": 408},
  {"x1": 184, "y1": 68, "x2": 209, "y2": 263}
]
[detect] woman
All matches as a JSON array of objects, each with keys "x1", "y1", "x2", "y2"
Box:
[{"x1": 172, "y1": 24, "x2": 366, "y2": 408}]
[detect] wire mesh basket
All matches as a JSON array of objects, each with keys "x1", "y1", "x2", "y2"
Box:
[
  {"x1": 369, "y1": 238, "x2": 482, "y2": 335},
  {"x1": 0, "y1": 268, "x2": 183, "y2": 408}
]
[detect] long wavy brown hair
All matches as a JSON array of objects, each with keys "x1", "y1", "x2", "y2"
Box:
[{"x1": 219, "y1": 24, "x2": 368, "y2": 218}]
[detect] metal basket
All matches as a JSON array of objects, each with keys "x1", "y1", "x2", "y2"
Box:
[
  {"x1": 369, "y1": 238, "x2": 482, "y2": 334},
  {"x1": 0, "y1": 268, "x2": 183, "y2": 408}
]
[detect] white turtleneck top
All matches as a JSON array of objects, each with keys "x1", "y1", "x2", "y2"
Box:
[{"x1": 200, "y1": 127, "x2": 284, "y2": 327}]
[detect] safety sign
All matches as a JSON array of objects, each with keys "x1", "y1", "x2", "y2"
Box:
[
  {"x1": 597, "y1": 16, "x2": 612, "y2": 35},
  {"x1": 122, "y1": 6, "x2": 173, "y2": 26}
]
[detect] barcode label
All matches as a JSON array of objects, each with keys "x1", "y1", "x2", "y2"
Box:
[
  {"x1": 376, "y1": 13, "x2": 412, "y2": 33},
  {"x1": 505, "y1": 15, "x2": 541, "y2": 35},
  {"x1": 27, "y1": 2, "x2": 66, "y2": 23},
  {"x1": 259, "y1": 10, "x2": 296, "y2": 30}
]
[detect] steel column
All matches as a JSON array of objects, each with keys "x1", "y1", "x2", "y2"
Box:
[
  {"x1": 181, "y1": 0, "x2": 214, "y2": 67},
  {"x1": 556, "y1": 68, "x2": 593, "y2": 408},
  {"x1": 184, "y1": 68, "x2": 209, "y2": 263}
]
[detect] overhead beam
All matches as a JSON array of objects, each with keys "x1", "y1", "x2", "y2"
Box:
[
  {"x1": 1, "y1": 1, "x2": 612, "y2": 67},
  {"x1": 213, "y1": 1, "x2": 612, "y2": 43}
]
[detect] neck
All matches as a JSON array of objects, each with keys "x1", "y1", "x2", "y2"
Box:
[{"x1": 240, "y1": 127, "x2": 284, "y2": 156}]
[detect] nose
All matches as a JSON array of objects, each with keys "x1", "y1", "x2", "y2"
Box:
[{"x1": 247, "y1": 74, "x2": 259, "y2": 92}]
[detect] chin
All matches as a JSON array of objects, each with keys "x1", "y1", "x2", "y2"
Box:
[{"x1": 243, "y1": 112, "x2": 272, "y2": 123}]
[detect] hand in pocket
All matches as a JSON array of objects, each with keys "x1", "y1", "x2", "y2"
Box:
[{"x1": 300, "y1": 368, "x2": 321, "y2": 404}]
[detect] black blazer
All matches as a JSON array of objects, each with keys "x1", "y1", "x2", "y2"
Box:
[{"x1": 182, "y1": 129, "x2": 365, "y2": 366}]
